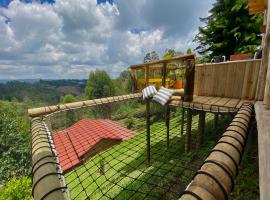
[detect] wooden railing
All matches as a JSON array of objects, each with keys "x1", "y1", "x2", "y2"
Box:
[
  {"x1": 130, "y1": 54, "x2": 196, "y2": 101},
  {"x1": 194, "y1": 59, "x2": 261, "y2": 99}
]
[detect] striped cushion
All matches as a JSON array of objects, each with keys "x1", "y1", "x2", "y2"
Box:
[
  {"x1": 142, "y1": 85, "x2": 157, "y2": 100},
  {"x1": 153, "y1": 86, "x2": 174, "y2": 105}
]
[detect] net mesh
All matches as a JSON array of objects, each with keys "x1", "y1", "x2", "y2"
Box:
[{"x1": 45, "y1": 98, "x2": 233, "y2": 200}]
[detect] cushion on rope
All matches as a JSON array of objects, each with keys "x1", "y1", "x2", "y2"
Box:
[
  {"x1": 153, "y1": 86, "x2": 174, "y2": 106},
  {"x1": 142, "y1": 85, "x2": 157, "y2": 100}
]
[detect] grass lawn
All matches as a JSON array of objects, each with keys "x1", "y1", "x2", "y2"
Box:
[{"x1": 56, "y1": 104, "x2": 259, "y2": 200}]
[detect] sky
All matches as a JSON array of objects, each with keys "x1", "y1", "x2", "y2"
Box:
[{"x1": 0, "y1": 0, "x2": 214, "y2": 80}]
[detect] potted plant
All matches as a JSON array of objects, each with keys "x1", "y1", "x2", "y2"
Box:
[{"x1": 173, "y1": 68, "x2": 185, "y2": 89}]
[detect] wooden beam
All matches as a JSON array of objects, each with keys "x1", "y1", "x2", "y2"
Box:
[
  {"x1": 256, "y1": 9, "x2": 269, "y2": 100},
  {"x1": 181, "y1": 108, "x2": 185, "y2": 136},
  {"x1": 184, "y1": 59, "x2": 195, "y2": 101},
  {"x1": 185, "y1": 109, "x2": 192, "y2": 152},
  {"x1": 166, "y1": 105, "x2": 170, "y2": 148},
  {"x1": 197, "y1": 112, "x2": 205, "y2": 149},
  {"x1": 130, "y1": 54, "x2": 195, "y2": 69},
  {"x1": 255, "y1": 102, "x2": 270, "y2": 200},
  {"x1": 146, "y1": 99, "x2": 151, "y2": 162}
]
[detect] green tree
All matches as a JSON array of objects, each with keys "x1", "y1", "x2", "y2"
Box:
[
  {"x1": 0, "y1": 101, "x2": 30, "y2": 183},
  {"x1": 84, "y1": 70, "x2": 115, "y2": 118},
  {"x1": 163, "y1": 48, "x2": 183, "y2": 59},
  {"x1": 62, "y1": 94, "x2": 77, "y2": 126},
  {"x1": 144, "y1": 51, "x2": 159, "y2": 63},
  {"x1": 194, "y1": 0, "x2": 263, "y2": 58},
  {"x1": 85, "y1": 70, "x2": 115, "y2": 99},
  {"x1": 186, "y1": 48, "x2": 192, "y2": 54},
  {"x1": 0, "y1": 177, "x2": 32, "y2": 200}
]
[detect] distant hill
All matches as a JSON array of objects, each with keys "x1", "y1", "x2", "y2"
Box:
[{"x1": 0, "y1": 79, "x2": 87, "y2": 105}]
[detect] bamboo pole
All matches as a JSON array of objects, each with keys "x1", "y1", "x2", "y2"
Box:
[
  {"x1": 28, "y1": 93, "x2": 142, "y2": 117},
  {"x1": 31, "y1": 117, "x2": 67, "y2": 200},
  {"x1": 180, "y1": 103, "x2": 253, "y2": 200}
]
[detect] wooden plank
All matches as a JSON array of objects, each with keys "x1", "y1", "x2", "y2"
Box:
[
  {"x1": 224, "y1": 98, "x2": 241, "y2": 108},
  {"x1": 204, "y1": 97, "x2": 222, "y2": 105},
  {"x1": 250, "y1": 60, "x2": 261, "y2": 99},
  {"x1": 233, "y1": 62, "x2": 246, "y2": 98},
  {"x1": 214, "y1": 98, "x2": 231, "y2": 107},
  {"x1": 193, "y1": 96, "x2": 213, "y2": 104},
  {"x1": 241, "y1": 60, "x2": 252, "y2": 99},
  {"x1": 255, "y1": 101, "x2": 270, "y2": 200}
]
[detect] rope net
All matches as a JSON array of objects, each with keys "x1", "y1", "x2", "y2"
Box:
[{"x1": 45, "y1": 98, "x2": 233, "y2": 200}]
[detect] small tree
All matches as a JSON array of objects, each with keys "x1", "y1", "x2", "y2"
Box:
[
  {"x1": 144, "y1": 51, "x2": 159, "y2": 63},
  {"x1": 85, "y1": 70, "x2": 115, "y2": 118},
  {"x1": 85, "y1": 70, "x2": 115, "y2": 99},
  {"x1": 62, "y1": 94, "x2": 77, "y2": 126}
]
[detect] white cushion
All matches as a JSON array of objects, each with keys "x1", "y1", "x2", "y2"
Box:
[
  {"x1": 153, "y1": 86, "x2": 174, "y2": 105},
  {"x1": 142, "y1": 85, "x2": 157, "y2": 100}
]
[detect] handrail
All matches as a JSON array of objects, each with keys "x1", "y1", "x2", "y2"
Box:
[
  {"x1": 28, "y1": 93, "x2": 142, "y2": 117},
  {"x1": 130, "y1": 54, "x2": 195, "y2": 69}
]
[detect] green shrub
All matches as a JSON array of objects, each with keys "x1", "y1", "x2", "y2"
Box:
[{"x1": 0, "y1": 177, "x2": 32, "y2": 200}]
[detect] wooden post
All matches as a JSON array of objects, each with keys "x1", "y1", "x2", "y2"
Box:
[
  {"x1": 185, "y1": 109, "x2": 192, "y2": 152},
  {"x1": 162, "y1": 63, "x2": 167, "y2": 87},
  {"x1": 214, "y1": 113, "x2": 219, "y2": 135},
  {"x1": 256, "y1": 9, "x2": 269, "y2": 100},
  {"x1": 130, "y1": 69, "x2": 138, "y2": 93},
  {"x1": 146, "y1": 99, "x2": 151, "y2": 162},
  {"x1": 166, "y1": 105, "x2": 170, "y2": 148},
  {"x1": 184, "y1": 59, "x2": 195, "y2": 101},
  {"x1": 181, "y1": 108, "x2": 185, "y2": 136},
  {"x1": 196, "y1": 112, "x2": 205, "y2": 149},
  {"x1": 145, "y1": 65, "x2": 151, "y2": 162}
]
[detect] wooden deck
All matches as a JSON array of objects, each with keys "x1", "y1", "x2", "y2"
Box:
[{"x1": 170, "y1": 95, "x2": 254, "y2": 113}]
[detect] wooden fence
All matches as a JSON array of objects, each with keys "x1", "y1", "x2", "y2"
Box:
[{"x1": 194, "y1": 59, "x2": 261, "y2": 99}]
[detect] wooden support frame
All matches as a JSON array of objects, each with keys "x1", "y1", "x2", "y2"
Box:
[
  {"x1": 166, "y1": 105, "x2": 170, "y2": 148},
  {"x1": 184, "y1": 59, "x2": 195, "y2": 101},
  {"x1": 181, "y1": 108, "x2": 185, "y2": 136},
  {"x1": 185, "y1": 109, "x2": 192, "y2": 152},
  {"x1": 196, "y1": 112, "x2": 205, "y2": 149},
  {"x1": 214, "y1": 113, "x2": 219, "y2": 135}
]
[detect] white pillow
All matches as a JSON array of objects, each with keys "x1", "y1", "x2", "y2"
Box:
[
  {"x1": 142, "y1": 85, "x2": 157, "y2": 100},
  {"x1": 153, "y1": 86, "x2": 174, "y2": 105}
]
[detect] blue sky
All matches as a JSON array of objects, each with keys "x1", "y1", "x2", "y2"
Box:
[{"x1": 0, "y1": 0, "x2": 214, "y2": 79}]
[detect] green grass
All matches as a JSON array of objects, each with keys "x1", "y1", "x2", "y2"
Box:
[{"x1": 64, "y1": 110, "x2": 235, "y2": 200}]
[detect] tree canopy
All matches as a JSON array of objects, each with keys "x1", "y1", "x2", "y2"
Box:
[
  {"x1": 194, "y1": 0, "x2": 263, "y2": 59},
  {"x1": 84, "y1": 70, "x2": 115, "y2": 99},
  {"x1": 144, "y1": 51, "x2": 159, "y2": 63}
]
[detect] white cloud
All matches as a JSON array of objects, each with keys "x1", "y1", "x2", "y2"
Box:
[{"x1": 0, "y1": 0, "x2": 214, "y2": 79}]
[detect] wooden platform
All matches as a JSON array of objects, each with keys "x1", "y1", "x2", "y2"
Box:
[
  {"x1": 170, "y1": 95, "x2": 254, "y2": 113},
  {"x1": 255, "y1": 101, "x2": 270, "y2": 200}
]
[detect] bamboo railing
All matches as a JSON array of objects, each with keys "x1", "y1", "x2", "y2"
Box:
[
  {"x1": 28, "y1": 93, "x2": 142, "y2": 117},
  {"x1": 180, "y1": 103, "x2": 253, "y2": 200}
]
